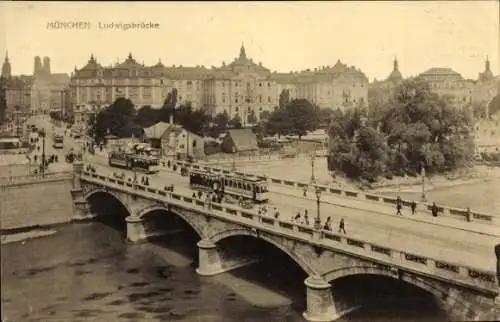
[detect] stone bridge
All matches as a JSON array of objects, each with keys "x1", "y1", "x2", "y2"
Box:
[{"x1": 70, "y1": 162, "x2": 499, "y2": 322}]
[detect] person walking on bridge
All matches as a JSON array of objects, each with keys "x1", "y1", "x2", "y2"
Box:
[
  {"x1": 338, "y1": 218, "x2": 346, "y2": 234},
  {"x1": 431, "y1": 202, "x2": 438, "y2": 217},
  {"x1": 324, "y1": 216, "x2": 332, "y2": 231},
  {"x1": 396, "y1": 196, "x2": 403, "y2": 216},
  {"x1": 410, "y1": 201, "x2": 417, "y2": 215}
]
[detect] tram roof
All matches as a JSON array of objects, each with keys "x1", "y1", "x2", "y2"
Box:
[{"x1": 225, "y1": 173, "x2": 266, "y2": 183}]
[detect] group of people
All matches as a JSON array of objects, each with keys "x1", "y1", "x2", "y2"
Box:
[
  {"x1": 257, "y1": 205, "x2": 280, "y2": 219},
  {"x1": 291, "y1": 210, "x2": 347, "y2": 234},
  {"x1": 395, "y1": 196, "x2": 472, "y2": 222}
]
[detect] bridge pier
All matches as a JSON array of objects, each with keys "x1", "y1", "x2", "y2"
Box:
[
  {"x1": 72, "y1": 198, "x2": 94, "y2": 221},
  {"x1": 195, "y1": 239, "x2": 260, "y2": 276},
  {"x1": 196, "y1": 239, "x2": 223, "y2": 276},
  {"x1": 303, "y1": 276, "x2": 337, "y2": 322},
  {"x1": 126, "y1": 215, "x2": 147, "y2": 243}
]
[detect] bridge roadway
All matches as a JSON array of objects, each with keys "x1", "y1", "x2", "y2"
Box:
[{"x1": 86, "y1": 156, "x2": 498, "y2": 273}]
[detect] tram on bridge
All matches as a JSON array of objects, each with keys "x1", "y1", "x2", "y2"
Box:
[
  {"x1": 108, "y1": 143, "x2": 160, "y2": 174},
  {"x1": 189, "y1": 169, "x2": 269, "y2": 204}
]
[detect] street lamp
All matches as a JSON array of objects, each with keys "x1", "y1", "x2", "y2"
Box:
[
  {"x1": 421, "y1": 163, "x2": 426, "y2": 202},
  {"x1": 314, "y1": 187, "x2": 322, "y2": 230},
  {"x1": 39, "y1": 129, "x2": 46, "y2": 176},
  {"x1": 310, "y1": 153, "x2": 316, "y2": 184},
  {"x1": 231, "y1": 146, "x2": 236, "y2": 172}
]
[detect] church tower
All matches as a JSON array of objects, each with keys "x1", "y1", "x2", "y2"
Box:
[
  {"x1": 479, "y1": 56, "x2": 494, "y2": 81},
  {"x1": 43, "y1": 56, "x2": 51, "y2": 75},
  {"x1": 387, "y1": 57, "x2": 402, "y2": 82},
  {"x1": 1, "y1": 51, "x2": 11, "y2": 78},
  {"x1": 239, "y1": 43, "x2": 247, "y2": 60},
  {"x1": 34, "y1": 56, "x2": 42, "y2": 76}
]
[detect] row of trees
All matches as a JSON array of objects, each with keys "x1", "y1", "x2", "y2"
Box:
[
  {"x1": 90, "y1": 89, "x2": 246, "y2": 142},
  {"x1": 89, "y1": 86, "x2": 334, "y2": 143},
  {"x1": 328, "y1": 80, "x2": 475, "y2": 183}
]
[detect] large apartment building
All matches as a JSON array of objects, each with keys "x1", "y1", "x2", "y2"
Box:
[{"x1": 69, "y1": 45, "x2": 369, "y2": 123}]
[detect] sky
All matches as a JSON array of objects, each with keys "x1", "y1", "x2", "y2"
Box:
[{"x1": 0, "y1": 1, "x2": 498, "y2": 81}]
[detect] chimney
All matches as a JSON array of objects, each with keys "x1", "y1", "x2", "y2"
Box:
[{"x1": 169, "y1": 113, "x2": 174, "y2": 125}]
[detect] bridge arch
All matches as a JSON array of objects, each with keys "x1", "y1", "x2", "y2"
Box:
[
  {"x1": 207, "y1": 228, "x2": 317, "y2": 276},
  {"x1": 84, "y1": 188, "x2": 132, "y2": 216},
  {"x1": 323, "y1": 265, "x2": 469, "y2": 318},
  {"x1": 136, "y1": 205, "x2": 205, "y2": 239}
]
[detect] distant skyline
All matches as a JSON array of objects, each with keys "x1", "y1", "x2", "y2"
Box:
[{"x1": 1, "y1": 1, "x2": 498, "y2": 81}]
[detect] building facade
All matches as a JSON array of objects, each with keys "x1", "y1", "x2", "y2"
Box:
[
  {"x1": 70, "y1": 45, "x2": 369, "y2": 124},
  {"x1": 368, "y1": 57, "x2": 498, "y2": 112},
  {"x1": 415, "y1": 58, "x2": 497, "y2": 110}
]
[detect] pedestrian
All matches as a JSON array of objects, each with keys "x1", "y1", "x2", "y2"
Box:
[
  {"x1": 303, "y1": 187, "x2": 307, "y2": 197},
  {"x1": 324, "y1": 216, "x2": 332, "y2": 231},
  {"x1": 192, "y1": 192, "x2": 197, "y2": 198},
  {"x1": 410, "y1": 201, "x2": 417, "y2": 215},
  {"x1": 431, "y1": 202, "x2": 438, "y2": 217},
  {"x1": 466, "y1": 207, "x2": 472, "y2": 222},
  {"x1": 396, "y1": 196, "x2": 402, "y2": 216},
  {"x1": 274, "y1": 209, "x2": 280, "y2": 219},
  {"x1": 304, "y1": 213, "x2": 310, "y2": 226},
  {"x1": 338, "y1": 218, "x2": 346, "y2": 234},
  {"x1": 198, "y1": 191, "x2": 203, "y2": 199}
]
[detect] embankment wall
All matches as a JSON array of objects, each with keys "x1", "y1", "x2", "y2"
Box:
[{"x1": 1, "y1": 175, "x2": 74, "y2": 232}]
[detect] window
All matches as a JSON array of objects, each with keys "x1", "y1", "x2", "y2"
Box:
[
  {"x1": 267, "y1": 96, "x2": 271, "y2": 103},
  {"x1": 235, "y1": 107, "x2": 239, "y2": 112},
  {"x1": 192, "y1": 140, "x2": 197, "y2": 148},
  {"x1": 267, "y1": 82, "x2": 270, "y2": 87}
]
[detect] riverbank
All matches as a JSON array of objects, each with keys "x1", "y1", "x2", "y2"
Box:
[{"x1": 1, "y1": 229, "x2": 58, "y2": 245}]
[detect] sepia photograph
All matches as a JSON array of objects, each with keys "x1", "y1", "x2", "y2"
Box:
[{"x1": 1, "y1": 1, "x2": 499, "y2": 321}]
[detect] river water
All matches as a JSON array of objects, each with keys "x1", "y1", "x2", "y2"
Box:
[{"x1": 1, "y1": 217, "x2": 447, "y2": 322}]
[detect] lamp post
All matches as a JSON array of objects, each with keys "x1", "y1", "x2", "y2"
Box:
[
  {"x1": 39, "y1": 129, "x2": 46, "y2": 176},
  {"x1": 231, "y1": 146, "x2": 236, "y2": 172},
  {"x1": 310, "y1": 153, "x2": 316, "y2": 184},
  {"x1": 421, "y1": 163, "x2": 426, "y2": 202},
  {"x1": 314, "y1": 187, "x2": 322, "y2": 230}
]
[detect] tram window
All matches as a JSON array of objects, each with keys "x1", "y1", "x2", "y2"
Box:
[{"x1": 237, "y1": 182, "x2": 242, "y2": 189}]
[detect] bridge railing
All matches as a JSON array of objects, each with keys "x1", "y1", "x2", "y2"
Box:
[
  {"x1": 80, "y1": 170, "x2": 498, "y2": 294},
  {"x1": 166, "y1": 160, "x2": 497, "y2": 226},
  {"x1": 0, "y1": 171, "x2": 73, "y2": 186}
]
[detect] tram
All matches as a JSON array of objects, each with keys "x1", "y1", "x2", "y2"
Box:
[
  {"x1": 188, "y1": 169, "x2": 269, "y2": 203},
  {"x1": 52, "y1": 134, "x2": 64, "y2": 149},
  {"x1": 108, "y1": 143, "x2": 160, "y2": 174}
]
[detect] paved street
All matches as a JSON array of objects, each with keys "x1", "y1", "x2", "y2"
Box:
[{"x1": 86, "y1": 156, "x2": 498, "y2": 272}]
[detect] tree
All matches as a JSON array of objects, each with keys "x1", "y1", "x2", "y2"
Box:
[
  {"x1": 136, "y1": 105, "x2": 160, "y2": 128},
  {"x1": 92, "y1": 98, "x2": 139, "y2": 142},
  {"x1": 259, "y1": 110, "x2": 271, "y2": 121},
  {"x1": 279, "y1": 89, "x2": 290, "y2": 110},
  {"x1": 208, "y1": 111, "x2": 229, "y2": 137},
  {"x1": 247, "y1": 109, "x2": 257, "y2": 124},
  {"x1": 286, "y1": 99, "x2": 320, "y2": 138},
  {"x1": 328, "y1": 79, "x2": 474, "y2": 182},
  {"x1": 488, "y1": 94, "x2": 500, "y2": 118},
  {"x1": 174, "y1": 102, "x2": 211, "y2": 135},
  {"x1": 265, "y1": 107, "x2": 293, "y2": 137},
  {"x1": 265, "y1": 99, "x2": 319, "y2": 138},
  {"x1": 228, "y1": 114, "x2": 242, "y2": 129}
]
